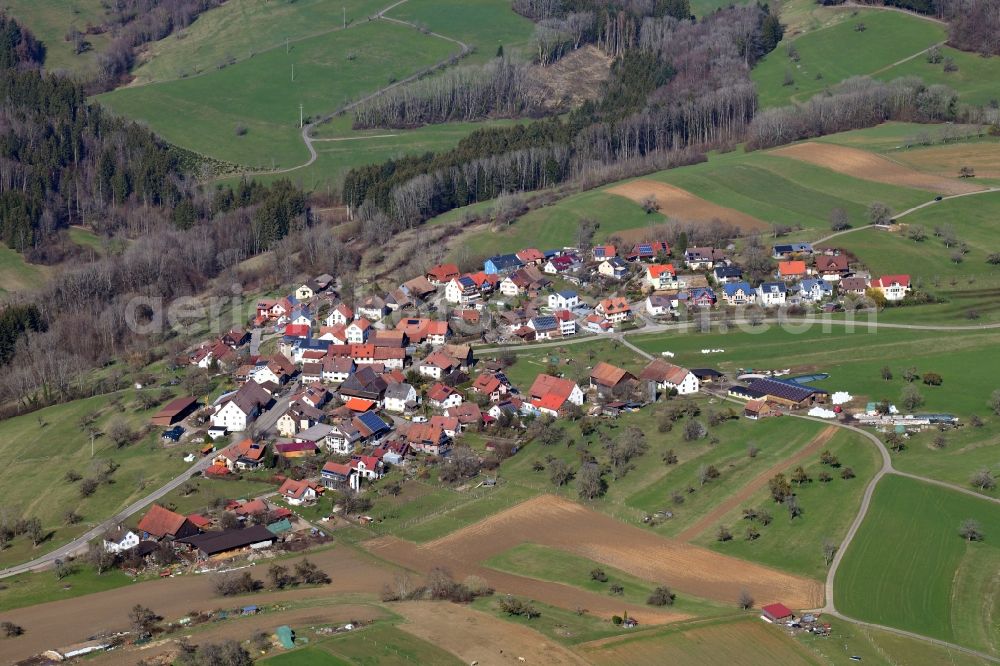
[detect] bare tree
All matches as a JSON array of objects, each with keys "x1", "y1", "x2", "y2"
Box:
[
  {"x1": 959, "y1": 519, "x2": 983, "y2": 542},
  {"x1": 738, "y1": 589, "x2": 754, "y2": 610}
]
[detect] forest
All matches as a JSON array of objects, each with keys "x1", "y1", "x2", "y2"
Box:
[{"x1": 344, "y1": 3, "x2": 780, "y2": 232}]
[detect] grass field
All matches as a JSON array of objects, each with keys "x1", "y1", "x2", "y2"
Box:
[
  {"x1": 0, "y1": 243, "x2": 48, "y2": 296},
  {"x1": 876, "y1": 45, "x2": 1000, "y2": 107},
  {"x1": 752, "y1": 9, "x2": 946, "y2": 108},
  {"x1": 386, "y1": 0, "x2": 535, "y2": 65},
  {"x1": 4, "y1": 0, "x2": 111, "y2": 75},
  {"x1": 0, "y1": 566, "x2": 137, "y2": 612},
  {"x1": 695, "y1": 428, "x2": 880, "y2": 579},
  {"x1": 485, "y1": 542, "x2": 732, "y2": 617},
  {"x1": 131, "y1": 0, "x2": 389, "y2": 84},
  {"x1": 835, "y1": 475, "x2": 1000, "y2": 655},
  {"x1": 0, "y1": 392, "x2": 195, "y2": 568},
  {"x1": 99, "y1": 20, "x2": 458, "y2": 168},
  {"x1": 313, "y1": 622, "x2": 464, "y2": 665},
  {"x1": 451, "y1": 145, "x2": 933, "y2": 258}
]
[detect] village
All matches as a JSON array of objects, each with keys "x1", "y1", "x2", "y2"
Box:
[{"x1": 95, "y1": 238, "x2": 934, "y2": 572}]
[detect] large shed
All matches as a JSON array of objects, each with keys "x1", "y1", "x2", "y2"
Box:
[{"x1": 150, "y1": 396, "x2": 199, "y2": 426}]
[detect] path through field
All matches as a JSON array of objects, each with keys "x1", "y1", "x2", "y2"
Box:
[
  {"x1": 364, "y1": 495, "x2": 823, "y2": 610},
  {"x1": 675, "y1": 426, "x2": 838, "y2": 542}
]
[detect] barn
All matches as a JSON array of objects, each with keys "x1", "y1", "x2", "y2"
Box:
[{"x1": 150, "y1": 396, "x2": 199, "y2": 426}]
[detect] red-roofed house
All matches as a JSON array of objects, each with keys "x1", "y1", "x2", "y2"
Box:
[
  {"x1": 645, "y1": 264, "x2": 679, "y2": 290},
  {"x1": 596, "y1": 297, "x2": 632, "y2": 323},
  {"x1": 516, "y1": 248, "x2": 545, "y2": 265},
  {"x1": 471, "y1": 372, "x2": 509, "y2": 402},
  {"x1": 871, "y1": 274, "x2": 911, "y2": 301},
  {"x1": 778, "y1": 260, "x2": 808, "y2": 281},
  {"x1": 352, "y1": 454, "x2": 385, "y2": 480},
  {"x1": 278, "y1": 478, "x2": 317, "y2": 505},
  {"x1": 405, "y1": 423, "x2": 451, "y2": 456},
  {"x1": 427, "y1": 382, "x2": 463, "y2": 409},
  {"x1": 283, "y1": 324, "x2": 311, "y2": 339},
  {"x1": 427, "y1": 263, "x2": 461, "y2": 285},
  {"x1": 814, "y1": 253, "x2": 849, "y2": 280},
  {"x1": 527, "y1": 373, "x2": 584, "y2": 417},
  {"x1": 137, "y1": 504, "x2": 200, "y2": 541}
]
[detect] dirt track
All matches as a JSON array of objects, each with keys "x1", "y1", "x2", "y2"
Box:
[
  {"x1": 396, "y1": 601, "x2": 591, "y2": 666},
  {"x1": 676, "y1": 426, "x2": 838, "y2": 542},
  {"x1": 365, "y1": 495, "x2": 823, "y2": 611},
  {"x1": 770, "y1": 142, "x2": 984, "y2": 195},
  {"x1": 606, "y1": 180, "x2": 769, "y2": 231},
  {"x1": 0, "y1": 547, "x2": 394, "y2": 664}
]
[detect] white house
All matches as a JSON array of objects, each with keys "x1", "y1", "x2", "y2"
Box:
[
  {"x1": 427, "y1": 383, "x2": 464, "y2": 409},
  {"x1": 325, "y1": 303, "x2": 353, "y2": 326},
  {"x1": 871, "y1": 275, "x2": 911, "y2": 302},
  {"x1": 722, "y1": 282, "x2": 756, "y2": 306},
  {"x1": 757, "y1": 282, "x2": 787, "y2": 307},
  {"x1": 278, "y1": 478, "x2": 317, "y2": 506},
  {"x1": 211, "y1": 395, "x2": 260, "y2": 432},
  {"x1": 384, "y1": 383, "x2": 417, "y2": 413},
  {"x1": 103, "y1": 526, "x2": 140, "y2": 553},
  {"x1": 548, "y1": 290, "x2": 579, "y2": 310},
  {"x1": 250, "y1": 364, "x2": 282, "y2": 386},
  {"x1": 499, "y1": 276, "x2": 523, "y2": 297},
  {"x1": 356, "y1": 296, "x2": 387, "y2": 321},
  {"x1": 345, "y1": 319, "x2": 371, "y2": 344},
  {"x1": 640, "y1": 359, "x2": 700, "y2": 396},
  {"x1": 645, "y1": 264, "x2": 680, "y2": 291},
  {"x1": 645, "y1": 294, "x2": 674, "y2": 317}
]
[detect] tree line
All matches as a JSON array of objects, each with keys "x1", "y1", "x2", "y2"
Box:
[
  {"x1": 352, "y1": 58, "x2": 547, "y2": 129},
  {"x1": 342, "y1": 4, "x2": 779, "y2": 229}
]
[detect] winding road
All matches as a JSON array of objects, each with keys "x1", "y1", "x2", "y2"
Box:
[{"x1": 235, "y1": 0, "x2": 471, "y2": 178}]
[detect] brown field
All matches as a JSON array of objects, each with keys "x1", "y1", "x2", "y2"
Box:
[
  {"x1": 892, "y1": 143, "x2": 1000, "y2": 180},
  {"x1": 364, "y1": 495, "x2": 823, "y2": 612},
  {"x1": 675, "y1": 426, "x2": 838, "y2": 542},
  {"x1": 578, "y1": 616, "x2": 821, "y2": 665},
  {"x1": 0, "y1": 546, "x2": 394, "y2": 664},
  {"x1": 605, "y1": 180, "x2": 770, "y2": 231},
  {"x1": 396, "y1": 601, "x2": 590, "y2": 666},
  {"x1": 770, "y1": 142, "x2": 984, "y2": 195}
]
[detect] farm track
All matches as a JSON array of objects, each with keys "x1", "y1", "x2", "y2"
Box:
[
  {"x1": 233, "y1": 0, "x2": 471, "y2": 179},
  {"x1": 674, "y1": 426, "x2": 838, "y2": 542}
]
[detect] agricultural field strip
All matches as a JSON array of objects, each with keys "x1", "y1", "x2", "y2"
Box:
[
  {"x1": 694, "y1": 388, "x2": 1000, "y2": 662},
  {"x1": 233, "y1": 0, "x2": 472, "y2": 178}
]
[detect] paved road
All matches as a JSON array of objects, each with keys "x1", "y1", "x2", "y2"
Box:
[
  {"x1": 249, "y1": 327, "x2": 263, "y2": 355},
  {"x1": 0, "y1": 455, "x2": 215, "y2": 579}
]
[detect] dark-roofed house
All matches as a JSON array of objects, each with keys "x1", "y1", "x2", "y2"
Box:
[
  {"x1": 178, "y1": 524, "x2": 275, "y2": 559},
  {"x1": 137, "y1": 504, "x2": 200, "y2": 541},
  {"x1": 339, "y1": 366, "x2": 389, "y2": 402},
  {"x1": 744, "y1": 377, "x2": 828, "y2": 409},
  {"x1": 353, "y1": 411, "x2": 393, "y2": 444},
  {"x1": 150, "y1": 396, "x2": 199, "y2": 426},
  {"x1": 484, "y1": 254, "x2": 524, "y2": 275}
]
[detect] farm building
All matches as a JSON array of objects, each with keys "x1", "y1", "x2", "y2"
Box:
[
  {"x1": 743, "y1": 377, "x2": 828, "y2": 409},
  {"x1": 150, "y1": 396, "x2": 199, "y2": 426},
  {"x1": 760, "y1": 603, "x2": 794, "y2": 623},
  {"x1": 589, "y1": 362, "x2": 636, "y2": 394},
  {"x1": 178, "y1": 524, "x2": 276, "y2": 559},
  {"x1": 744, "y1": 399, "x2": 779, "y2": 420}
]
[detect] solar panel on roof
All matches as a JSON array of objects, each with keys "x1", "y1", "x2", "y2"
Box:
[
  {"x1": 494, "y1": 371, "x2": 510, "y2": 385},
  {"x1": 357, "y1": 411, "x2": 388, "y2": 432}
]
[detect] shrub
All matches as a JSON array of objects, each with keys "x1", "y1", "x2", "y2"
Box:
[{"x1": 647, "y1": 586, "x2": 676, "y2": 606}]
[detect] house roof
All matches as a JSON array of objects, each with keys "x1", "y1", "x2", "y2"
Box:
[
  {"x1": 647, "y1": 264, "x2": 676, "y2": 278},
  {"x1": 345, "y1": 397, "x2": 377, "y2": 412},
  {"x1": 446, "y1": 402, "x2": 483, "y2": 423},
  {"x1": 592, "y1": 245, "x2": 616, "y2": 258},
  {"x1": 723, "y1": 281, "x2": 754, "y2": 296},
  {"x1": 275, "y1": 441, "x2": 318, "y2": 454},
  {"x1": 427, "y1": 263, "x2": 460, "y2": 281},
  {"x1": 429, "y1": 415, "x2": 460, "y2": 431},
  {"x1": 629, "y1": 241, "x2": 670, "y2": 258},
  {"x1": 137, "y1": 504, "x2": 192, "y2": 539},
  {"x1": 487, "y1": 254, "x2": 524, "y2": 270},
  {"x1": 639, "y1": 359, "x2": 692, "y2": 386},
  {"x1": 778, "y1": 260, "x2": 807, "y2": 276},
  {"x1": 598, "y1": 297, "x2": 630, "y2": 314},
  {"x1": 872, "y1": 274, "x2": 910, "y2": 288},
  {"x1": 528, "y1": 374, "x2": 578, "y2": 406},
  {"x1": 322, "y1": 461, "x2": 353, "y2": 477},
  {"x1": 746, "y1": 377, "x2": 828, "y2": 402},
  {"x1": 385, "y1": 383, "x2": 415, "y2": 401},
  {"x1": 427, "y1": 382, "x2": 459, "y2": 402},
  {"x1": 761, "y1": 603, "x2": 793, "y2": 619},
  {"x1": 406, "y1": 422, "x2": 446, "y2": 444},
  {"x1": 516, "y1": 248, "x2": 545, "y2": 263},
  {"x1": 179, "y1": 525, "x2": 274, "y2": 556},
  {"x1": 472, "y1": 373, "x2": 502, "y2": 394},
  {"x1": 590, "y1": 362, "x2": 633, "y2": 387},
  {"x1": 840, "y1": 277, "x2": 869, "y2": 291},
  {"x1": 354, "y1": 411, "x2": 391, "y2": 437},
  {"x1": 152, "y1": 396, "x2": 198, "y2": 420},
  {"x1": 759, "y1": 282, "x2": 787, "y2": 294},
  {"x1": 278, "y1": 478, "x2": 314, "y2": 500},
  {"x1": 815, "y1": 254, "x2": 849, "y2": 271},
  {"x1": 422, "y1": 350, "x2": 459, "y2": 370}
]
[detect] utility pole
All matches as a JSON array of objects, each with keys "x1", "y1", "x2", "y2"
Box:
[
  {"x1": 343, "y1": 6, "x2": 346, "y2": 29},
  {"x1": 286, "y1": 36, "x2": 289, "y2": 54},
  {"x1": 299, "y1": 102, "x2": 304, "y2": 129},
  {"x1": 291, "y1": 63, "x2": 295, "y2": 81}
]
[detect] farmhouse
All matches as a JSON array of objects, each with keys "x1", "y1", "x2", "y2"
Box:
[
  {"x1": 419, "y1": 351, "x2": 460, "y2": 380},
  {"x1": 744, "y1": 399, "x2": 779, "y2": 420},
  {"x1": 102, "y1": 526, "x2": 140, "y2": 553},
  {"x1": 639, "y1": 359, "x2": 700, "y2": 395},
  {"x1": 527, "y1": 373, "x2": 585, "y2": 416},
  {"x1": 589, "y1": 362, "x2": 636, "y2": 394},
  {"x1": 339, "y1": 366, "x2": 388, "y2": 402},
  {"x1": 137, "y1": 504, "x2": 200, "y2": 541}
]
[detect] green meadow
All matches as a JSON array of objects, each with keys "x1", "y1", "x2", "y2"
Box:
[
  {"x1": 696, "y1": 428, "x2": 881, "y2": 580},
  {"x1": 835, "y1": 475, "x2": 1000, "y2": 655},
  {"x1": 4, "y1": 0, "x2": 111, "y2": 75},
  {"x1": 98, "y1": 20, "x2": 458, "y2": 168},
  {"x1": 450, "y1": 145, "x2": 932, "y2": 259},
  {"x1": 752, "y1": 9, "x2": 946, "y2": 108},
  {"x1": 0, "y1": 391, "x2": 196, "y2": 568},
  {"x1": 131, "y1": 0, "x2": 390, "y2": 84},
  {"x1": 0, "y1": 243, "x2": 48, "y2": 296},
  {"x1": 386, "y1": 0, "x2": 536, "y2": 64},
  {"x1": 876, "y1": 45, "x2": 1000, "y2": 107}
]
